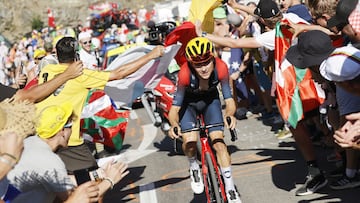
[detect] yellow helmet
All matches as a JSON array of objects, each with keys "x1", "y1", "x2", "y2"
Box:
[{"x1": 185, "y1": 37, "x2": 214, "y2": 65}]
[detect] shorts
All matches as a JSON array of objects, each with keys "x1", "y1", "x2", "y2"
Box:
[
  {"x1": 179, "y1": 90, "x2": 224, "y2": 133},
  {"x1": 57, "y1": 143, "x2": 98, "y2": 174}
]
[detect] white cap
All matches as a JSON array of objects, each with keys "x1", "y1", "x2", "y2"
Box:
[
  {"x1": 319, "y1": 46, "x2": 360, "y2": 82},
  {"x1": 78, "y1": 31, "x2": 91, "y2": 41}
]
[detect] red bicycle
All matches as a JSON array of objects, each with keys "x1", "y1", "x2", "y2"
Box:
[{"x1": 175, "y1": 116, "x2": 237, "y2": 203}]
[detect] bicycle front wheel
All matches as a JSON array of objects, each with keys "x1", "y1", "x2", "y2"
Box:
[{"x1": 205, "y1": 152, "x2": 224, "y2": 203}]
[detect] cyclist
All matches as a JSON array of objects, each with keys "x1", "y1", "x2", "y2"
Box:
[{"x1": 168, "y1": 37, "x2": 241, "y2": 202}]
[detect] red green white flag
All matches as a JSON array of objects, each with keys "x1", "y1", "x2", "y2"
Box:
[
  {"x1": 275, "y1": 22, "x2": 325, "y2": 128},
  {"x1": 80, "y1": 89, "x2": 129, "y2": 150}
]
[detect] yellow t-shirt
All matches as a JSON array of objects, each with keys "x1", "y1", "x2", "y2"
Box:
[{"x1": 36, "y1": 64, "x2": 111, "y2": 146}]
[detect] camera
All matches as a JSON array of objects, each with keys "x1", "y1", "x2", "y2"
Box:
[{"x1": 146, "y1": 21, "x2": 176, "y2": 45}]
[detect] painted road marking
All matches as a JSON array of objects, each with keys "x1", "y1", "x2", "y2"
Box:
[
  {"x1": 129, "y1": 109, "x2": 138, "y2": 120},
  {"x1": 138, "y1": 124, "x2": 158, "y2": 150},
  {"x1": 140, "y1": 182, "x2": 158, "y2": 203}
]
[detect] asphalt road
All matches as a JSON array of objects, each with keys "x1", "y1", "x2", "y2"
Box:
[{"x1": 101, "y1": 106, "x2": 360, "y2": 203}]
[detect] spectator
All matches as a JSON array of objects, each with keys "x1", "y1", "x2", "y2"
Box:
[
  {"x1": 78, "y1": 31, "x2": 99, "y2": 70},
  {"x1": 35, "y1": 37, "x2": 164, "y2": 174},
  {"x1": 6, "y1": 102, "x2": 129, "y2": 202},
  {"x1": 0, "y1": 99, "x2": 37, "y2": 201},
  {"x1": 280, "y1": 0, "x2": 312, "y2": 23},
  {"x1": 320, "y1": 46, "x2": 360, "y2": 152}
]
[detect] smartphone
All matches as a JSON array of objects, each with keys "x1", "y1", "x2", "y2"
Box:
[
  {"x1": 75, "y1": 52, "x2": 80, "y2": 61},
  {"x1": 73, "y1": 168, "x2": 91, "y2": 185}
]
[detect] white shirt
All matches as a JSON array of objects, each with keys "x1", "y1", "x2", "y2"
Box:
[
  {"x1": 255, "y1": 13, "x2": 309, "y2": 51},
  {"x1": 79, "y1": 48, "x2": 98, "y2": 70}
]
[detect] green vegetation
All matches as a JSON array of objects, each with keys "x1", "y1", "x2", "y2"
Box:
[{"x1": 31, "y1": 15, "x2": 44, "y2": 31}]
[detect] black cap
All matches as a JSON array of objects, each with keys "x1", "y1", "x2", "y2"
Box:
[
  {"x1": 285, "y1": 30, "x2": 335, "y2": 68},
  {"x1": 327, "y1": 0, "x2": 358, "y2": 29},
  {"x1": 254, "y1": 0, "x2": 280, "y2": 18}
]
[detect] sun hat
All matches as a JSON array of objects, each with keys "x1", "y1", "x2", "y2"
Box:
[
  {"x1": 34, "y1": 49, "x2": 46, "y2": 59},
  {"x1": 36, "y1": 102, "x2": 73, "y2": 139},
  {"x1": 327, "y1": 0, "x2": 358, "y2": 29},
  {"x1": 78, "y1": 31, "x2": 92, "y2": 42},
  {"x1": 319, "y1": 46, "x2": 360, "y2": 82},
  {"x1": 0, "y1": 99, "x2": 37, "y2": 139},
  {"x1": 213, "y1": 6, "x2": 227, "y2": 19},
  {"x1": 285, "y1": 30, "x2": 335, "y2": 68},
  {"x1": 254, "y1": 0, "x2": 280, "y2": 18}
]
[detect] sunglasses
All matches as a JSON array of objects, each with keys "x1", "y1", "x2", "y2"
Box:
[
  {"x1": 35, "y1": 56, "x2": 45, "y2": 60},
  {"x1": 82, "y1": 40, "x2": 91, "y2": 45},
  {"x1": 63, "y1": 122, "x2": 73, "y2": 129},
  {"x1": 188, "y1": 51, "x2": 214, "y2": 66}
]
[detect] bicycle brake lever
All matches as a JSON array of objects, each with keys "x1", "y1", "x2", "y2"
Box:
[
  {"x1": 173, "y1": 127, "x2": 178, "y2": 136},
  {"x1": 226, "y1": 117, "x2": 238, "y2": 142}
]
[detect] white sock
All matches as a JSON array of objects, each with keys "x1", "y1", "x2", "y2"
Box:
[
  {"x1": 188, "y1": 156, "x2": 200, "y2": 170},
  {"x1": 346, "y1": 168, "x2": 357, "y2": 178},
  {"x1": 221, "y1": 167, "x2": 235, "y2": 192}
]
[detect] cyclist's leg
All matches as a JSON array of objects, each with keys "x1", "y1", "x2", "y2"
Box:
[
  {"x1": 179, "y1": 103, "x2": 204, "y2": 194},
  {"x1": 179, "y1": 104, "x2": 198, "y2": 159}
]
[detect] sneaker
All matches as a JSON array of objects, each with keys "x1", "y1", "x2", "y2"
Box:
[
  {"x1": 295, "y1": 173, "x2": 328, "y2": 196},
  {"x1": 275, "y1": 129, "x2": 292, "y2": 140},
  {"x1": 190, "y1": 168, "x2": 204, "y2": 194},
  {"x1": 329, "y1": 175, "x2": 360, "y2": 190},
  {"x1": 226, "y1": 189, "x2": 242, "y2": 203}
]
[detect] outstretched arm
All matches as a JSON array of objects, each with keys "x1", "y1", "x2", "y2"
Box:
[
  {"x1": 195, "y1": 20, "x2": 261, "y2": 49},
  {"x1": 13, "y1": 61, "x2": 84, "y2": 103},
  {"x1": 108, "y1": 46, "x2": 165, "y2": 81}
]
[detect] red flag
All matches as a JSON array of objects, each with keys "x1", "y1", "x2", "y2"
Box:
[
  {"x1": 164, "y1": 21, "x2": 197, "y2": 66},
  {"x1": 275, "y1": 22, "x2": 325, "y2": 128}
]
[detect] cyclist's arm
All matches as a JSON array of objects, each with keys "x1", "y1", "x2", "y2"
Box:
[
  {"x1": 168, "y1": 105, "x2": 181, "y2": 128},
  {"x1": 168, "y1": 73, "x2": 187, "y2": 138}
]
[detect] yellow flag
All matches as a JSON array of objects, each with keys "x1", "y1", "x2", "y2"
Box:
[{"x1": 188, "y1": 0, "x2": 223, "y2": 33}]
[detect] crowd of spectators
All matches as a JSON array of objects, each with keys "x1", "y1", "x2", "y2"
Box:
[
  {"x1": 196, "y1": 0, "x2": 360, "y2": 197},
  {"x1": 1, "y1": 0, "x2": 360, "y2": 202}
]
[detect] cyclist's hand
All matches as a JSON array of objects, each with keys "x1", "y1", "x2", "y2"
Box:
[
  {"x1": 169, "y1": 125, "x2": 181, "y2": 139},
  {"x1": 225, "y1": 115, "x2": 237, "y2": 130}
]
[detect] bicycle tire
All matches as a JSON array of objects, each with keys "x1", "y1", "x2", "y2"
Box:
[{"x1": 205, "y1": 152, "x2": 224, "y2": 203}]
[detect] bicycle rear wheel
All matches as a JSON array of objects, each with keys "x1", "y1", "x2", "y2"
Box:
[{"x1": 205, "y1": 152, "x2": 224, "y2": 203}]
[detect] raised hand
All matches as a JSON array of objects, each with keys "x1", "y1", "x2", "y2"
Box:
[{"x1": 63, "y1": 61, "x2": 84, "y2": 79}]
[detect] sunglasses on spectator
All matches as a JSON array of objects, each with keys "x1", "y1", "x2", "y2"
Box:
[
  {"x1": 63, "y1": 122, "x2": 73, "y2": 129},
  {"x1": 82, "y1": 40, "x2": 91, "y2": 45},
  {"x1": 35, "y1": 56, "x2": 45, "y2": 60}
]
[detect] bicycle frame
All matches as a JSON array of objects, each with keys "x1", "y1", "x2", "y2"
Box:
[
  {"x1": 198, "y1": 123, "x2": 227, "y2": 203},
  {"x1": 180, "y1": 116, "x2": 227, "y2": 203}
]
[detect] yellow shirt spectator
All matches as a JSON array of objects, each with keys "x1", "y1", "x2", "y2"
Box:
[{"x1": 36, "y1": 64, "x2": 110, "y2": 146}]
